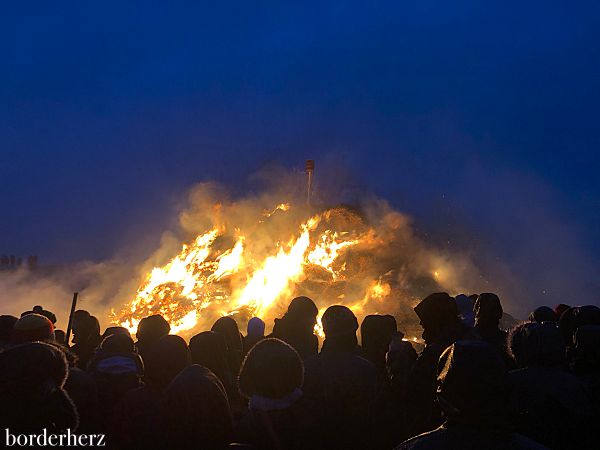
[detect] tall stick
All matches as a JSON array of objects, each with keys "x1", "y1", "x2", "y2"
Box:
[
  {"x1": 306, "y1": 160, "x2": 315, "y2": 205},
  {"x1": 65, "y1": 292, "x2": 78, "y2": 347}
]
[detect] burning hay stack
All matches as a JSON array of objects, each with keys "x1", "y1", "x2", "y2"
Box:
[{"x1": 113, "y1": 183, "x2": 471, "y2": 341}]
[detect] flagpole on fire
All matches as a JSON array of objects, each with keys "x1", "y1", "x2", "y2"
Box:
[{"x1": 306, "y1": 160, "x2": 314, "y2": 206}]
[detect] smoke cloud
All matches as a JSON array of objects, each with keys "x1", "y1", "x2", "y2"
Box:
[{"x1": 3, "y1": 163, "x2": 591, "y2": 339}]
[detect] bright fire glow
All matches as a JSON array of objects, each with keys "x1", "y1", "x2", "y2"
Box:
[{"x1": 115, "y1": 206, "x2": 375, "y2": 335}]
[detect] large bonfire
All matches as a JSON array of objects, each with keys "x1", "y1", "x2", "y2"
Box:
[{"x1": 113, "y1": 181, "x2": 475, "y2": 340}]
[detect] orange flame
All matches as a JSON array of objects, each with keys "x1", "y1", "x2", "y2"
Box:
[{"x1": 114, "y1": 204, "x2": 399, "y2": 336}]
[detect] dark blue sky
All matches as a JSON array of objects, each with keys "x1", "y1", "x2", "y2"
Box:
[{"x1": 1, "y1": 2, "x2": 599, "y2": 305}]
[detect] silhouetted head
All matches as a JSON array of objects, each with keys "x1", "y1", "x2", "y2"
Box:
[
  {"x1": 558, "y1": 305, "x2": 600, "y2": 347},
  {"x1": 0, "y1": 341, "x2": 69, "y2": 390},
  {"x1": 239, "y1": 338, "x2": 303, "y2": 400},
  {"x1": 72, "y1": 309, "x2": 90, "y2": 334},
  {"x1": 144, "y1": 335, "x2": 190, "y2": 389},
  {"x1": 71, "y1": 310, "x2": 100, "y2": 342},
  {"x1": 0, "y1": 341, "x2": 78, "y2": 432},
  {"x1": 529, "y1": 306, "x2": 557, "y2": 323},
  {"x1": 0, "y1": 315, "x2": 18, "y2": 343},
  {"x1": 414, "y1": 293, "x2": 458, "y2": 344},
  {"x1": 136, "y1": 314, "x2": 170, "y2": 344},
  {"x1": 100, "y1": 333, "x2": 135, "y2": 353},
  {"x1": 189, "y1": 331, "x2": 229, "y2": 384},
  {"x1": 102, "y1": 326, "x2": 131, "y2": 340},
  {"x1": 361, "y1": 314, "x2": 397, "y2": 357},
  {"x1": 570, "y1": 325, "x2": 600, "y2": 374},
  {"x1": 284, "y1": 296, "x2": 318, "y2": 332},
  {"x1": 211, "y1": 316, "x2": 242, "y2": 350},
  {"x1": 322, "y1": 305, "x2": 358, "y2": 339},
  {"x1": 509, "y1": 322, "x2": 564, "y2": 368},
  {"x1": 11, "y1": 313, "x2": 55, "y2": 343},
  {"x1": 436, "y1": 340, "x2": 510, "y2": 426},
  {"x1": 247, "y1": 317, "x2": 265, "y2": 338},
  {"x1": 474, "y1": 293, "x2": 503, "y2": 328},
  {"x1": 321, "y1": 305, "x2": 359, "y2": 352},
  {"x1": 455, "y1": 294, "x2": 475, "y2": 328}
]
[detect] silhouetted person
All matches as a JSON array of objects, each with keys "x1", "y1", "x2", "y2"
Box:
[
  {"x1": 190, "y1": 331, "x2": 230, "y2": 385},
  {"x1": 395, "y1": 341, "x2": 547, "y2": 450},
  {"x1": 529, "y1": 306, "x2": 557, "y2": 323},
  {"x1": 387, "y1": 332, "x2": 419, "y2": 396},
  {"x1": 51, "y1": 342, "x2": 100, "y2": 434},
  {"x1": 189, "y1": 330, "x2": 242, "y2": 418},
  {"x1": 509, "y1": 322, "x2": 593, "y2": 449},
  {"x1": 212, "y1": 316, "x2": 244, "y2": 376},
  {"x1": 361, "y1": 314, "x2": 397, "y2": 372},
  {"x1": 89, "y1": 333, "x2": 144, "y2": 431},
  {"x1": 0, "y1": 342, "x2": 79, "y2": 433},
  {"x1": 236, "y1": 338, "x2": 310, "y2": 450},
  {"x1": 407, "y1": 293, "x2": 468, "y2": 435},
  {"x1": 111, "y1": 334, "x2": 190, "y2": 449},
  {"x1": 0, "y1": 314, "x2": 18, "y2": 349},
  {"x1": 386, "y1": 331, "x2": 418, "y2": 443},
  {"x1": 243, "y1": 316, "x2": 265, "y2": 355},
  {"x1": 71, "y1": 310, "x2": 102, "y2": 369},
  {"x1": 272, "y1": 296, "x2": 318, "y2": 360},
  {"x1": 303, "y1": 305, "x2": 382, "y2": 450},
  {"x1": 159, "y1": 365, "x2": 233, "y2": 450},
  {"x1": 21, "y1": 304, "x2": 57, "y2": 324},
  {"x1": 473, "y1": 292, "x2": 513, "y2": 367},
  {"x1": 11, "y1": 313, "x2": 55, "y2": 344},
  {"x1": 135, "y1": 314, "x2": 171, "y2": 362}
]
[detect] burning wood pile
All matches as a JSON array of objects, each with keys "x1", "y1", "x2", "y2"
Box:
[{"x1": 113, "y1": 198, "x2": 455, "y2": 341}]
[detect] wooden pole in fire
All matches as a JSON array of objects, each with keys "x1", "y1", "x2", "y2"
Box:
[
  {"x1": 65, "y1": 292, "x2": 78, "y2": 347},
  {"x1": 306, "y1": 160, "x2": 314, "y2": 205}
]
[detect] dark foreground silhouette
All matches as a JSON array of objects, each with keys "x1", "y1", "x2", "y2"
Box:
[{"x1": 1, "y1": 293, "x2": 599, "y2": 449}]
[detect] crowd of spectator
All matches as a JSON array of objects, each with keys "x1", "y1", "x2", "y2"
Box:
[{"x1": 0, "y1": 293, "x2": 599, "y2": 449}]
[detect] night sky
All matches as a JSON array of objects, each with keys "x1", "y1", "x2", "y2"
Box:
[{"x1": 1, "y1": 2, "x2": 599, "y2": 305}]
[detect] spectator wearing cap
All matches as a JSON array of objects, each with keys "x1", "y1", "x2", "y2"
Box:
[
  {"x1": 272, "y1": 296, "x2": 319, "y2": 360},
  {"x1": 21, "y1": 305, "x2": 57, "y2": 324},
  {"x1": 509, "y1": 322, "x2": 594, "y2": 449},
  {"x1": 243, "y1": 317, "x2": 265, "y2": 356},
  {"x1": 0, "y1": 342, "x2": 79, "y2": 433},
  {"x1": 407, "y1": 293, "x2": 469, "y2": 436},
  {"x1": 302, "y1": 305, "x2": 383, "y2": 450},
  {"x1": 135, "y1": 314, "x2": 171, "y2": 364},
  {"x1": 474, "y1": 293, "x2": 514, "y2": 368},
  {"x1": 236, "y1": 338, "x2": 310, "y2": 450},
  {"x1": 11, "y1": 313, "x2": 55, "y2": 344},
  {"x1": 394, "y1": 341, "x2": 547, "y2": 450},
  {"x1": 71, "y1": 310, "x2": 103, "y2": 369}
]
